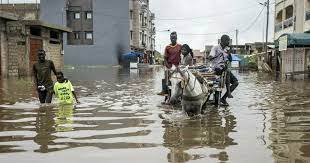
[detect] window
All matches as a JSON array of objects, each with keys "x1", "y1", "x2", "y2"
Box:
[
  {"x1": 74, "y1": 32, "x2": 80, "y2": 39},
  {"x1": 30, "y1": 27, "x2": 41, "y2": 36},
  {"x1": 130, "y1": 10, "x2": 133, "y2": 19},
  {"x1": 130, "y1": 31, "x2": 133, "y2": 40},
  {"x1": 139, "y1": 13, "x2": 142, "y2": 21},
  {"x1": 144, "y1": 34, "x2": 147, "y2": 43},
  {"x1": 74, "y1": 12, "x2": 81, "y2": 19},
  {"x1": 85, "y1": 32, "x2": 93, "y2": 40},
  {"x1": 50, "y1": 31, "x2": 60, "y2": 39},
  {"x1": 86, "y1": 12, "x2": 92, "y2": 19}
]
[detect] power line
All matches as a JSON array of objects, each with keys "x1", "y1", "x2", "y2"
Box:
[
  {"x1": 156, "y1": 6, "x2": 265, "y2": 37},
  {"x1": 240, "y1": 6, "x2": 265, "y2": 33},
  {"x1": 156, "y1": 4, "x2": 260, "y2": 21}
]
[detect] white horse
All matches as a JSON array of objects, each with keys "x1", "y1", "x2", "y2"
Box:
[{"x1": 169, "y1": 66, "x2": 208, "y2": 116}]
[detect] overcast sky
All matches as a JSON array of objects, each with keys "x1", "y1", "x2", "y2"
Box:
[
  {"x1": 150, "y1": 0, "x2": 275, "y2": 52},
  {"x1": 3, "y1": 0, "x2": 275, "y2": 52}
]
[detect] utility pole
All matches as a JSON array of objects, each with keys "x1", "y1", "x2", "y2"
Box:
[
  {"x1": 235, "y1": 29, "x2": 239, "y2": 45},
  {"x1": 265, "y1": 0, "x2": 270, "y2": 60}
]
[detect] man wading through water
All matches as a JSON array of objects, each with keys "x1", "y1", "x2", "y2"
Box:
[
  {"x1": 157, "y1": 32, "x2": 182, "y2": 104},
  {"x1": 33, "y1": 49, "x2": 57, "y2": 104},
  {"x1": 209, "y1": 35, "x2": 239, "y2": 106}
]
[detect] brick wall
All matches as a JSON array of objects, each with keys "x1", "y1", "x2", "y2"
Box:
[
  {"x1": 5, "y1": 21, "x2": 64, "y2": 77},
  {"x1": 0, "y1": 19, "x2": 8, "y2": 77},
  {"x1": 6, "y1": 21, "x2": 27, "y2": 77},
  {"x1": 42, "y1": 28, "x2": 64, "y2": 71},
  {"x1": 46, "y1": 43, "x2": 64, "y2": 71}
]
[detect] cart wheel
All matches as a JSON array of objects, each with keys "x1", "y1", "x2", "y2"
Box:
[{"x1": 214, "y1": 91, "x2": 221, "y2": 106}]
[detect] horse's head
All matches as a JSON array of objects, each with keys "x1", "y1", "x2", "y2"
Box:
[{"x1": 169, "y1": 66, "x2": 188, "y2": 105}]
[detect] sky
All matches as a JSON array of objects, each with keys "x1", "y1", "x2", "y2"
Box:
[
  {"x1": 150, "y1": 0, "x2": 275, "y2": 52},
  {"x1": 3, "y1": 0, "x2": 275, "y2": 52}
]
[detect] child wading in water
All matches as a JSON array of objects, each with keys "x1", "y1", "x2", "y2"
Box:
[{"x1": 53, "y1": 72, "x2": 80, "y2": 105}]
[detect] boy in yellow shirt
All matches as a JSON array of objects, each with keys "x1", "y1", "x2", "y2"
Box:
[{"x1": 53, "y1": 72, "x2": 80, "y2": 104}]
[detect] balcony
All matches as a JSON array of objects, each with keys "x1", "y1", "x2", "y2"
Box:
[
  {"x1": 306, "y1": 10, "x2": 310, "y2": 21},
  {"x1": 150, "y1": 27, "x2": 156, "y2": 35},
  {"x1": 275, "y1": 22, "x2": 283, "y2": 33},
  {"x1": 150, "y1": 13, "x2": 155, "y2": 20},
  {"x1": 274, "y1": 17, "x2": 294, "y2": 39},
  {"x1": 141, "y1": 23, "x2": 147, "y2": 30},
  {"x1": 283, "y1": 17, "x2": 294, "y2": 29},
  {"x1": 141, "y1": 4, "x2": 148, "y2": 12},
  {"x1": 305, "y1": 10, "x2": 310, "y2": 32}
]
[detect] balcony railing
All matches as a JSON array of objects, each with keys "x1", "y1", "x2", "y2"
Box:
[
  {"x1": 141, "y1": 23, "x2": 147, "y2": 30},
  {"x1": 275, "y1": 22, "x2": 283, "y2": 33},
  {"x1": 283, "y1": 16, "x2": 294, "y2": 29},
  {"x1": 141, "y1": 4, "x2": 148, "y2": 12},
  {"x1": 306, "y1": 10, "x2": 310, "y2": 21},
  {"x1": 150, "y1": 13, "x2": 155, "y2": 20},
  {"x1": 150, "y1": 27, "x2": 156, "y2": 35}
]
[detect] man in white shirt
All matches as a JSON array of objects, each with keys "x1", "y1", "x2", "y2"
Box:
[{"x1": 208, "y1": 35, "x2": 238, "y2": 106}]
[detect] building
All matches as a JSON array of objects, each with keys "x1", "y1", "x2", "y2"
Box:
[
  {"x1": 192, "y1": 50, "x2": 205, "y2": 64},
  {"x1": 0, "y1": 3, "x2": 39, "y2": 20},
  {"x1": 274, "y1": 0, "x2": 310, "y2": 40},
  {"x1": 40, "y1": 0, "x2": 130, "y2": 65},
  {"x1": 129, "y1": 0, "x2": 156, "y2": 55},
  {"x1": 0, "y1": 11, "x2": 18, "y2": 77},
  {"x1": 274, "y1": 0, "x2": 310, "y2": 78},
  {"x1": 0, "y1": 11, "x2": 71, "y2": 77},
  {"x1": 276, "y1": 33, "x2": 310, "y2": 79}
]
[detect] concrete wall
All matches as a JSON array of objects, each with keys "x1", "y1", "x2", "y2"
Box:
[
  {"x1": 295, "y1": 0, "x2": 305, "y2": 33},
  {"x1": 40, "y1": 0, "x2": 130, "y2": 65},
  {"x1": 281, "y1": 48, "x2": 306, "y2": 79},
  {"x1": 66, "y1": 0, "x2": 94, "y2": 45},
  {"x1": 0, "y1": 4, "x2": 39, "y2": 20}
]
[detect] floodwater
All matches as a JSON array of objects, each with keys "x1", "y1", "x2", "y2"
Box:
[{"x1": 0, "y1": 66, "x2": 309, "y2": 163}]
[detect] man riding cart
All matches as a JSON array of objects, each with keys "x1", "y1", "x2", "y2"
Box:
[{"x1": 207, "y1": 35, "x2": 239, "y2": 106}]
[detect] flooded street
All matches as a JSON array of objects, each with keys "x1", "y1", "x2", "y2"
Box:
[{"x1": 0, "y1": 66, "x2": 310, "y2": 163}]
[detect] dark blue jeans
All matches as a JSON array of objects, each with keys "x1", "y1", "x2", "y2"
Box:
[{"x1": 222, "y1": 70, "x2": 239, "y2": 100}]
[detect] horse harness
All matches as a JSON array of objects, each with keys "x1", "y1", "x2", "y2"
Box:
[{"x1": 170, "y1": 68, "x2": 207, "y2": 102}]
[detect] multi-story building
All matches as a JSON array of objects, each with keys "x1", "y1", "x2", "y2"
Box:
[
  {"x1": 40, "y1": 0, "x2": 130, "y2": 65},
  {"x1": 129, "y1": 0, "x2": 155, "y2": 54},
  {"x1": 274, "y1": 0, "x2": 310, "y2": 39}
]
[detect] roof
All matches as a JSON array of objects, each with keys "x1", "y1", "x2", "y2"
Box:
[
  {"x1": 22, "y1": 20, "x2": 72, "y2": 32},
  {"x1": 0, "y1": 11, "x2": 18, "y2": 20},
  {"x1": 275, "y1": 33, "x2": 310, "y2": 47}
]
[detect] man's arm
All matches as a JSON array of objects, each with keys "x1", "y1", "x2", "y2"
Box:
[
  {"x1": 50, "y1": 61, "x2": 57, "y2": 75},
  {"x1": 33, "y1": 64, "x2": 38, "y2": 87},
  {"x1": 207, "y1": 46, "x2": 217, "y2": 60}
]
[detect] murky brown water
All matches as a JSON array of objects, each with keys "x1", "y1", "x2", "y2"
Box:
[{"x1": 0, "y1": 66, "x2": 309, "y2": 163}]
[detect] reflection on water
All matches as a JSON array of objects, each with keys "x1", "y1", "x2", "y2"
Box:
[
  {"x1": 0, "y1": 67, "x2": 309, "y2": 163},
  {"x1": 163, "y1": 108, "x2": 237, "y2": 163},
  {"x1": 267, "y1": 80, "x2": 310, "y2": 163}
]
